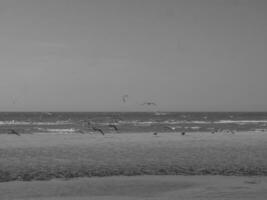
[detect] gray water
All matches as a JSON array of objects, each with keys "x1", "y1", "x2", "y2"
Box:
[{"x1": 1, "y1": 112, "x2": 267, "y2": 134}]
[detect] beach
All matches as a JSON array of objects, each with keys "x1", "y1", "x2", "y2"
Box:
[
  {"x1": 0, "y1": 131, "x2": 267, "y2": 199},
  {"x1": 1, "y1": 175, "x2": 267, "y2": 200}
]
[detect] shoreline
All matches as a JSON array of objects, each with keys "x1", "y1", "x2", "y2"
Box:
[{"x1": 0, "y1": 175, "x2": 267, "y2": 199}]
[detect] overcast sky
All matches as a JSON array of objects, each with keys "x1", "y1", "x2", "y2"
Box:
[{"x1": 0, "y1": 0, "x2": 266, "y2": 111}]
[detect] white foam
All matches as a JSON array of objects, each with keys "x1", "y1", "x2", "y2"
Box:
[
  {"x1": 191, "y1": 126, "x2": 201, "y2": 129},
  {"x1": 216, "y1": 120, "x2": 267, "y2": 124},
  {"x1": 34, "y1": 128, "x2": 78, "y2": 134},
  {"x1": 46, "y1": 128, "x2": 76, "y2": 132},
  {"x1": 0, "y1": 120, "x2": 71, "y2": 126}
]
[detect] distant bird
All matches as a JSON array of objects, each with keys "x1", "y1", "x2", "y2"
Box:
[
  {"x1": 122, "y1": 95, "x2": 129, "y2": 103},
  {"x1": 92, "y1": 126, "x2": 105, "y2": 135},
  {"x1": 153, "y1": 132, "x2": 158, "y2": 136},
  {"x1": 181, "y1": 132, "x2": 186, "y2": 135},
  {"x1": 141, "y1": 102, "x2": 157, "y2": 106},
  {"x1": 108, "y1": 124, "x2": 119, "y2": 132},
  {"x1": 8, "y1": 129, "x2": 20, "y2": 136}
]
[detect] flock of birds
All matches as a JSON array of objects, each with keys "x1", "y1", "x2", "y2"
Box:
[
  {"x1": 76, "y1": 95, "x2": 160, "y2": 135},
  {"x1": 6, "y1": 94, "x2": 160, "y2": 136},
  {"x1": 6, "y1": 126, "x2": 236, "y2": 137},
  {"x1": 78, "y1": 124, "x2": 236, "y2": 136},
  {"x1": 5, "y1": 94, "x2": 237, "y2": 136}
]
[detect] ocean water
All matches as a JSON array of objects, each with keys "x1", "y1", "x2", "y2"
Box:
[{"x1": 0, "y1": 112, "x2": 267, "y2": 134}]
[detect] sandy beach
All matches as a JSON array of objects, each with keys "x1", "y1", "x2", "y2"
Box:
[
  {"x1": 0, "y1": 131, "x2": 267, "y2": 199},
  {"x1": 1, "y1": 175, "x2": 267, "y2": 200}
]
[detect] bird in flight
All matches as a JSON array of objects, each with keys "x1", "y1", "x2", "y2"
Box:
[
  {"x1": 140, "y1": 102, "x2": 157, "y2": 106},
  {"x1": 122, "y1": 95, "x2": 129, "y2": 103},
  {"x1": 92, "y1": 126, "x2": 105, "y2": 135}
]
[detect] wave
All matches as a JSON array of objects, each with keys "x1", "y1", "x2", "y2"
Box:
[
  {"x1": 154, "y1": 112, "x2": 168, "y2": 116},
  {"x1": 190, "y1": 126, "x2": 201, "y2": 129},
  {"x1": 161, "y1": 120, "x2": 267, "y2": 125},
  {"x1": 0, "y1": 120, "x2": 72, "y2": 126},
  {"x1": 1, "y1": 119, "x2": 267, "y2": 127},
  {"x1": 34, "y1": 128, "x2": 79, "y2": 134},
  {"x1": 216, "y1": 120, "x2": 267, "y2": 124},
  {"x1": 47, "y1": 128, "x2": 76, "y2": 132}
]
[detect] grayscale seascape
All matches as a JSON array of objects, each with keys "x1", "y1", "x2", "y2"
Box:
[{"x1": 1, "y1": 0, "x2": 267, "y2": 199}]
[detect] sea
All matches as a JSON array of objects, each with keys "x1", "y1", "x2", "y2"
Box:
[{"x1": 0, "y1": 112, "x2": 267, "y2": 134}]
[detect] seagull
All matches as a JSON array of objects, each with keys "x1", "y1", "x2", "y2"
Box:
[
  {"x1": 92, "y1": 126, "x2": 105, "y2": 135},
  {"x1": 8, "y1": 129, "x2": 20, "y2": 136},
  {"x1": 122, "y1": 95, "x2": 129, "y2": 103},
  {"x1": 141, "y1": 102, "x2": 157, "y2": 106},
  {"x1": 108, "y1": 124, "x2": 119, "y2": 132}
]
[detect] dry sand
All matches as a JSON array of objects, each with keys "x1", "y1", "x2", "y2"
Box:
[{"x1": 0, "y1": 175, "x2": 267, "y2": 200}]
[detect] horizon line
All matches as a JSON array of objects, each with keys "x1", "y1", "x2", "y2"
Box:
[{"x1": 0, "y1": 110, "x2": 267, "y2": 113}]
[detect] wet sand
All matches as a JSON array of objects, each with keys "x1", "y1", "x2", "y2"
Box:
[
  {"x1": 0, "y1": 175, "x2": 267, "y2": 200},
  {"x1": 0, "y1": 131, "x2": 267, "y2": 199}
]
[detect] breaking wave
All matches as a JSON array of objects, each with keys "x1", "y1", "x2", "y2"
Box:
[{"x1": 0, "y1": 120, "x2": 71, "y2": 126}]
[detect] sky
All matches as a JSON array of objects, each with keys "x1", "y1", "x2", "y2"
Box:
[{"x1": 0, "y1": 0, "x2": 267, "y2": 112}]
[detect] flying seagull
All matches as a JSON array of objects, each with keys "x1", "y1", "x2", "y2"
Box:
[
  {"x1": 92, "y1": 126, "x2": 105, "y2": 135},
  {"x1": 122, "y1": 95, "x2": 129, "y2": 103},
  {"x1": 141, "y1": 102, "x2": 157, "y2": 106}
]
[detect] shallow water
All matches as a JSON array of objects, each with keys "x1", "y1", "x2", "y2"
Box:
[{"x1": 0, "y1": 112, "x2": 267, "y2": 134}]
